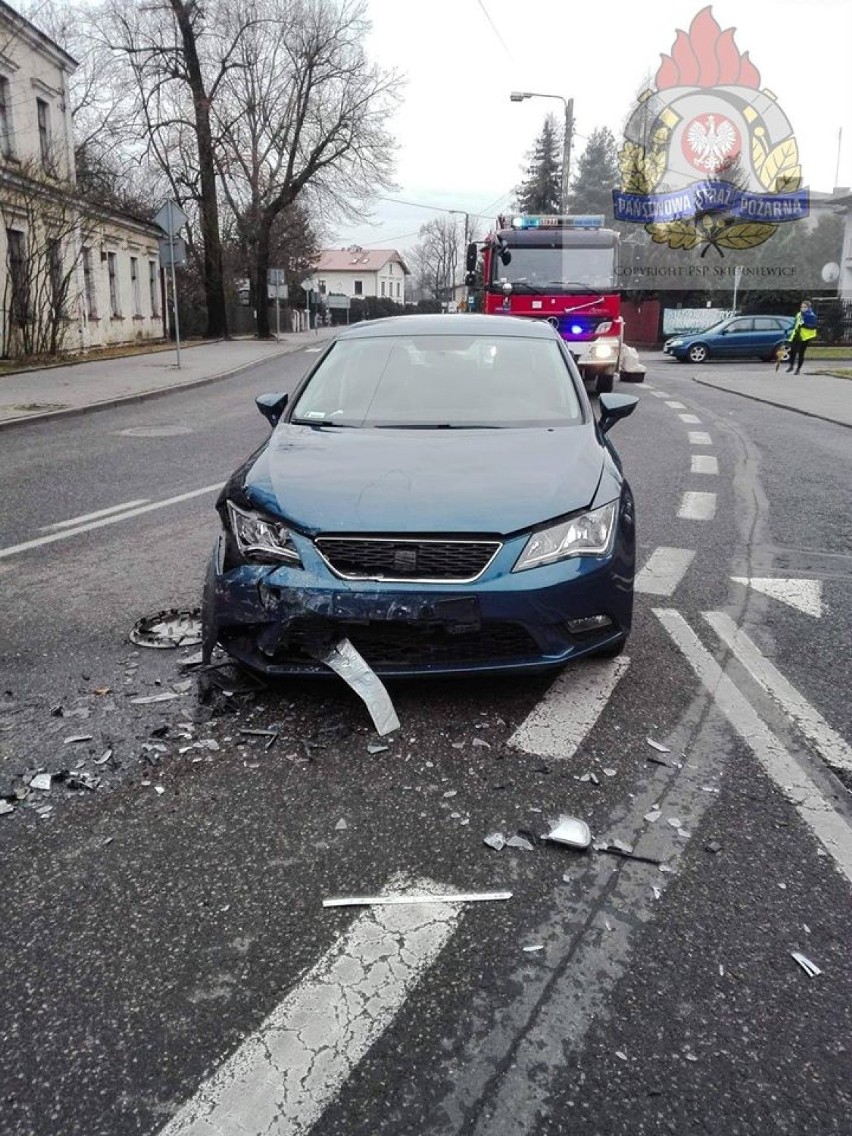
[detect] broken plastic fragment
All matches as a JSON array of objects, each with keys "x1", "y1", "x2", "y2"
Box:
[
  {"x1": 483, "y1": 832, "x2": 506, "y2": 851},
  {"x1": 666, "y1": 818, "x2": 682, "y2": 828},
  {"x1": 644, "y1": 809, "x2": 661, "y2": 823},
  {"x1": 646, "y1": 737, "x2": 671, "y2": 753},
  {"x1": 506, "y1": 835, "x2": 534, "y2": 851},
  {"x1": 93, "y1": 750, "x2": 113, "y2": 765},
  {"x1": 0, "y1": 800, "x2": 14, "y2": 816},
  {"x1": 130, "y1": 609, "x2": 203, "y2": 649},
  {"x1": 602, "y1": 768, "x2": 617, "y2": 778},
  {"x1": 130, "y1": 692, "x2": 182, "y2": 705},
  {"x1": 322, "y1": 890, "x2": 512, "y2": 908},
  {"x1": 615, "y1": 1051, "x2": 628, "y2": 1062},
  {"x1": 154, "y1": 786, "x2": 165, "y2": 795},
  {"x1": 319, "y1": 639, "x2": 400, "y2": 736},
  {"x1": 334, "y1": 818, "x2": 348, "y2": 831},
  {"x1": 472, "y1": 737, "x2": 491, "y2": 749},
  {"x1": 523, "y1": 944, "x2": 544, "y2": 953},
  {"x1": 29, "y1": 773, "x2": 52, "y2": 792},
  {"x1": 545, "y1": 817, "x2": 592, "y2": 849},
  {"x1": 367, "y1": 743, "x2": 388, "y2": 754},
  {"x1": 63, "y1": 735, "x2": 93, "y2": 744},
  {"x1": 443, "y1": 789, "x2": 458, "y2": 799},
  {"x1": 790, "y1": 951, "x2": 821, "y2": 977},
  {"x1": 611, "y1": 838, "x2": 633, "y2": 854}
]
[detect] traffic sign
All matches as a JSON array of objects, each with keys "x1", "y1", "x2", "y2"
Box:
[
  {"x1": 268, "y1": 268, "x2": 287, "y2": 285},
  {"x1": 154, "y1": 200, "x2": 188, "y2": 237},
  {"x1": 158, "y1": 237, "x2": 187, "y2": 268},
  {"x1": 326, "y1": 295, "x2": 350, "y2": 310}
]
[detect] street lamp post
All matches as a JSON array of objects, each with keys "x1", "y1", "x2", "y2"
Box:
[{"x1": 510, "y1": 91, "x2": 574, "y2": 213}]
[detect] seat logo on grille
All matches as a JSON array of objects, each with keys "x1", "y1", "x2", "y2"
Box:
[{"x1": 393, "y1": 547, "x2": 418, "y2": 572}]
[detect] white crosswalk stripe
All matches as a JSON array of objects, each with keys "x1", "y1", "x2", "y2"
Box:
[
  {"x1": 509, "y1": 656, "x2": 630, "y2": 759},
  {"x1": 157, "y1": 876, "x2": 459, "y2": 1136},
  {"x1": 678, "y1": 491, "x2": 717, "y2": 520},
  {"x1": 678, "y1": 412, "x2": 702, "y2": 424},
  {"x1": 635, "y1": 547, "x2": 696, "y2": 595},
  {"x1": 688, "y1": 431, "x2": 713, "y2": 445},
  {"x1": 691, "y1": 454, "x2": 719, "y2": 474}
]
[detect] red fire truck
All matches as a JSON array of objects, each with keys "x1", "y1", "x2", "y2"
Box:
[{"x1": 473, "y1": 214, "x2": 625, "y2": 394}]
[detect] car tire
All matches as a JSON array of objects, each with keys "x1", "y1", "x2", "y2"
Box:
[
  {"x1": 687, "y1": 343, "x2": 709, "y2": 363},
  {"x1": 596, "y1": 373, "x2": 615, "y2": 395}
]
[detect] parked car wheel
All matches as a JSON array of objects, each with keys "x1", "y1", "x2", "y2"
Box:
[{"x1": 687, "y1": 343, "x2": 709, "y2": 363}]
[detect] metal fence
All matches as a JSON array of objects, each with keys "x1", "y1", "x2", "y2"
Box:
[{"x1": 811, "y1": 298, "x2": 852, "y2": 345}]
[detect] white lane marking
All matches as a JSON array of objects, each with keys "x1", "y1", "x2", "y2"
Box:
[
  {"x1": 690, "y1": 454, "x2": 719, "y2": 475},
  {"x1": 304, "y1": 346, "x2": 324, "y2": 352},
  {"x1": 678, "y1": 491, "x2": 717, "y2": 520},
  {"x1": 634, "y1": 547, "x2": 696, "y2": 595},
  {"x1": 704, "y1": 611, "x2": 851, "y2": 773},
  {"x1": 38, "y1": 499, "x2": 149, "y2": 532},
  {"x1": 688, "y1": 431, "x2": 712, "y2": 445},
  {"x1": 665, "y1": 400, "x2": 686, "y2": 409},
  {"x1": 655, "y1": 609, "x2": 852, "y2": 882},
  {"x1": 679, "y1": 412, "x2": 702, "y2": 424},
  {"x1": 730, "y1": 576, "x2": 823, "y2": 618},
  {"x1": 0, "y1": 484, "x2": 221, "y2": 561},
  {"x1": 650, "y1": 390, "x2": 668, "y2": 398},
  {"x1": 509, "y1": 657, "x2": 630, "y2": 759},
  {"x1": 157, "y1": 876, "x2": 459, "y2": 1136}
]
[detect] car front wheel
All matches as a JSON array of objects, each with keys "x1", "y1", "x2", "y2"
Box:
[{"x1": 687, "y1": 343, "x2": 709, "y2": 363}]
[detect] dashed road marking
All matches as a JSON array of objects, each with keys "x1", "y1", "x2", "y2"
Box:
[
  {"x1": 731, "y1": 576, "x2": 823, "y2": 617},
  {"x1": 635, "y1": 546, "x2": 696, "y2": 595},
  {"x1": 665, "y1": 400, "x2": 686, "y2": 409},
  {"x1": 678, "y1": 412, "x2": 702, "y2": 424},
  {"x1": 157, "y1": 876, "x2": 459, "y2": 1136},
  {"x1": 678, "y1": 491, "x2": 717, "y2": 520},
  {"x1": 690, "y1": 454, "x2": 719, "y2": 475},
  {"x1": 654, "y1": 608, "x2": 852, "y2": 883},
  {"x1": 39, "y1": 499, "x2": 150, "y2": 531},
  {"x1": 688, "y1": 431, "x2": 713, "y2": 445},
  {"x1": 509, "y1": 656, "x2": 630, "y2": 759},
  {"x1": 704, "y1": 611, "x2": 850, "y2": 773}
]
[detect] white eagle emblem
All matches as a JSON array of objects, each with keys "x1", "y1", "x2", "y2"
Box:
[{"x1": 686, "y1": 114, "x2": 739, "y2": 172}]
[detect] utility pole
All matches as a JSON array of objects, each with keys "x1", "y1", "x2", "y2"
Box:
[{"x1": 562, "y1": 98, "x2": 574, "y2": 214}]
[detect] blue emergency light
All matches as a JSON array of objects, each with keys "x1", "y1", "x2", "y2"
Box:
[{"x1": 509, "y1": 215, "x2": 604, "y2": 230}]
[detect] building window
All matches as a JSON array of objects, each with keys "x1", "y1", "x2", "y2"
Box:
[
  {"x1": 380, "y1": 280, "x2": 386, "y2": 297},
  {"x1": 396, "y1": 282, "x2": 401, "y2": 298},
  {"x1": 48, "y1": 238, "x2": 64, "y2": 316},
  {"x1": 6, "y1": 228, "x2": 28, "y2": 325},
  {"x1": 130, "y1": 256, "x2": 141, "y2": 315},
  {"x1": 149, "y1": 260, "x2": 159, "y2": 317},
  {"x1": 0, "y1": 76, "x2": 12, "y2": 158},
  {"x1": 318, "y1": 279, "x2": 326, "y2": 295},
  {"x1": 107, "y1": 251, "x2": 121, "y2": 316},
  {"x1": 83, "y1": 247, "x2": 97, "y2": 319},
  {"x1": 353, "y1": 279, "x2": 363, "y2": 295},
  {"x1": 36, "y1": 98, "x2": 51, "y2": 169}
]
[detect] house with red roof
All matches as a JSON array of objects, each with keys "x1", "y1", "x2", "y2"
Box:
[{"x1": 312, "y1": 246, "x2": 410, "y2": 303}]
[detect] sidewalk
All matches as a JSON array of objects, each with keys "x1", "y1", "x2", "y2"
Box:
[
  {"x1": 0, "y1": 330, "x2": 336, "y2": 429},
  {"x1": 690, "y1": 367, "x2": 852, "y2": 429}
]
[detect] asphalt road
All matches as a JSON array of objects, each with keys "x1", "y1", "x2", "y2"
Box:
[{"x1": 2, "y1": 346, "x2": 851, "y2": 1136}]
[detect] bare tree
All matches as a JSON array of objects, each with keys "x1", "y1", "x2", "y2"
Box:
[
  {"x1": 408, "y1": 215, "x2": 463, "y2": 301},
  {"x1": 213, "y1": 0, "x2": 401, "y2": 337}
]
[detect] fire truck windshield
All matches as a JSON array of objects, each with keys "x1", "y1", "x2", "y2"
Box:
[{"x1": 490, "y1": 246, "x2": 616, "y2": 291}]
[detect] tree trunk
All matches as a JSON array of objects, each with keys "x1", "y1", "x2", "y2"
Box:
[
  {"x1": 254, "y1": 218, "x2": 273, "y2": 339},
  {"x1": 169, "y1": 1, "x2": 228, "y2": 339}
]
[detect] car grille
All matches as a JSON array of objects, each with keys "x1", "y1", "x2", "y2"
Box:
[
  {"x1": 279, "y1": 620, "x2": 539, "y2": 669},
  {"x1": 316, "y1": 537, "x2": 501, "y2": 582}
]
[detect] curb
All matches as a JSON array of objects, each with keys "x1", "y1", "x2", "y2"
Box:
[
  {"x1": 0, "y1": 338, "x2": 329, "y2": 433},
  {"x1": 691, "y1": 376, "x2": 852, "y2": 430}
]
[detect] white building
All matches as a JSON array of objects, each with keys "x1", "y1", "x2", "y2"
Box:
[
  {"x1": 312, "y1": 247, "x2": 410, "y2": 303},
  {"x1": 0, "y1": 1, "x2": 164, "y2": 359}
]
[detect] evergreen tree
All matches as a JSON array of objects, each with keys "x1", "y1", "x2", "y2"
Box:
[
  {"x1": 515, "y1": 114, "x2": 562, "y2": 214},
  {"x1": 568, "y1": 127, "x2": 620, "y2": 222}
]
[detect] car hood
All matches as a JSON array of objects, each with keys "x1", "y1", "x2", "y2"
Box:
[{"x1": 243, "y1": 424, "x2": 605, "y2": 535}]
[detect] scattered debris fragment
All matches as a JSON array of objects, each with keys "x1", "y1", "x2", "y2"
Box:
[
  {"x1": 130, "y1": 692, "x2": 182, "y2": 705},
  {"x1": 659, "y1": 864, "x2": 675, "y2": 874},
  {"x1": 615, "y1": 1051, "x2": 628, "y2": 1062},
  {"x1": 472, "y1": 737, "x2": 491, "y2": 749},
  {"x1": 0, "y1": 800, "x2": 14, "y2": 816},
  {"x1": 443, "y1": 789, "x2": 458, "y2": 799},
  {"x1": 130, "y1": 609, "x2": 203, "y2": 649},
  {"x1": 93, "y1": 750, "x2": 113, "y2": 765},
  {"x1": 180, "y1": 650, "x2": 204, "y2": 669},
  {"x1": 63, "y1": 735, "x2": 93, "y2": 745},
  {"x1": 523, "y1": 944, "x2": 544, "y2": 953},
  {"x1": 240, "y1": 729, "x2": 278, "y2": 738},
  {"x1": 154, "y1": 786, "x2": 165, "y2": 795},
  {"x1": 172, "y1": 679, "x2": 193, "y2": 694},
  {"x1": 319, "y1": 639, "x2": 400, "y2": 736},
  {"x1": 666, "y1": 818, "x2": 682, "y2": 829},
  {"x1": 646, "y1": 737, "x2": 671, "y2": 753},
  {"x1": 646, "y1": 753, "x2": 673, "y2": 768},
  {"x1": 602, "y1": 768, "x2": 617, "y2": 778},
  {"x1": 366, "y1": 742, "x2": 388, "y2": 754},
  {"x1": 791, "y1": 951, "x2": 821, "y2": 977},
  {"x1": 544, "y1": 817, "x2": 592, "y2": 850},
  {"x1": 562, "y1": 872, "x2": 571, "y2": 883},
  {"x1": 322, "y1": 890, "x2": 512, "y2": 908},
  {"x1": 93, "y1": 686, "x2": 111, "y2": 696},
  {"x1": 684, "y1": 1051, "x2": 699, "y2": 1063},
  {"x1": 506, "y1": 835, "x2": 535, "y2": 851},
  {"x1": 644, "y1": 809, "x2": 661, "y2": 823},
  {"x1": 652, "y1": 886, "x2": 662, "y2": 900},
  {"x1": 610, "y1": 838, "x2": 633, "y2": 854},
  {"x1": 598, "y1": 844, "x2": 664, "y2": 866},
  {"x1": 335, "y1": 818, "x2": 348, "y2": 831},
  {"x1": 705, "y1": 840, "x2": 722, "y2": 854},
  {"x1": 29, "y1": 773, "x2": 52, "y2": 792},
  {"x1": 483, "y1": 832, "x2": 506, "y2": 851}
]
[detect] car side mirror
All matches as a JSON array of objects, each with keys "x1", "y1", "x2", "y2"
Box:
[
  {"x1": 598, "y1": 393, "x2": 638, "y2": 434},
  {"x1": 500, "y1": 249, "x2": 512, "y2": 265},
  {"x1": 255, "y1": 392, "x2": 288, "y2": 426}
]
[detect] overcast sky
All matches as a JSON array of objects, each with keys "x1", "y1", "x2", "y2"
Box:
[{"x1": 331, "y1": 0, "x2": 852, "y2": 254}]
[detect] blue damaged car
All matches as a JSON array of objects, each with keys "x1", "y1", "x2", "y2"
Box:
[{"x1": 202, "y1": 314, "x2": 637, "y2": 677}]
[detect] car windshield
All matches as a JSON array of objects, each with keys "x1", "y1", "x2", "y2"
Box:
[{"x1": 291, "y1": 334, "x2": 583, "y2": 428}]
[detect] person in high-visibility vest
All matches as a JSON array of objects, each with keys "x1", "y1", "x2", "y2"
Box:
[{"x1": 785, "y1": 300, "x2": 818, "y2": 374}]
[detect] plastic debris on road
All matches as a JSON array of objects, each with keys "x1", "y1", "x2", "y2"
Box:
[
  {"x1": 29, "y1": 773, "x2": 52, "y2": 792},
  {"x1": 0, "y1": 800, "x2": 14, "y2": 816},
  {"x1": 472, "y1": 737, "x2": 491, "y2": 748},
  {"x1": 483, "y1": 832, "x2": 506, "y2": 851},
  {"x1": 544, "y1": 817, "x2": 592, "y2": 850},
  {"x1": 506, "y1": 835, "x2": 535, "y2": 851},
  {"x1": 130, "y1": 609, "x2": 203, "y2": 649},
  {"x1": 319, "y1": 639, "x2": 400, "y2": 736},
  {"x1": 646, "y1": 737, "x2": 671, "y2": 753},
  {"x1": 523, "y1": 944, "x2": 544, "y2": 953},
  {"x1": 130, "y1": 692, "x2": 182, "y2": 705},
  {"x1": 791, "y1": 951, "x2": 822, "y2": 977},
  {"x1": 335, "y1": 818, "x2": 348, "y2": 831},
  {"x1": 323, "y1": 890, "x2": 512, "y2": 908},
  {"x1": 644, "y1": 809, "x2": 661, "y2": 823},
  {"x1": 367, "y1": 742, "x2": 388, "y2": 754},
  {"x1": 63, "y1": 735, "x2": 93, "y2": 744}
]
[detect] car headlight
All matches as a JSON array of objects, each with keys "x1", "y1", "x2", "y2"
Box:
[
  {"x1": 226, "y1": 500, "x2": 302, "y2": 565},
  {"x1": 591, "y1": 342, "x2": 614, "y2": 359},
  {"x1": 667, "y1": 338, "x2": 684, "y2": 347},
  {"x1": 513, "y1": 501, "x2": 618, "y2": 572}
]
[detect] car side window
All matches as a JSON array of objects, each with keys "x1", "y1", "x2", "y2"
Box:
[
  {"x1": 727, "y1": 319, "x2": 754, "y2": 333},
  {"x1": 753, "y1": 317, "x2": 781, "y2": 331}
]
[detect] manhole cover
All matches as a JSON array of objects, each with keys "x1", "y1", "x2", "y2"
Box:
[
  {"x1": 118, "y1": 425, "x2": 194, "y2": 437},
  {"x1": 130, "y1": 609, "x2": 203, "y2": 648}
]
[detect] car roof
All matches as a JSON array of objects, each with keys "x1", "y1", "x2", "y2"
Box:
[{"x1": 332, "y1": 314, "x2": 560, "y2": 340}]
